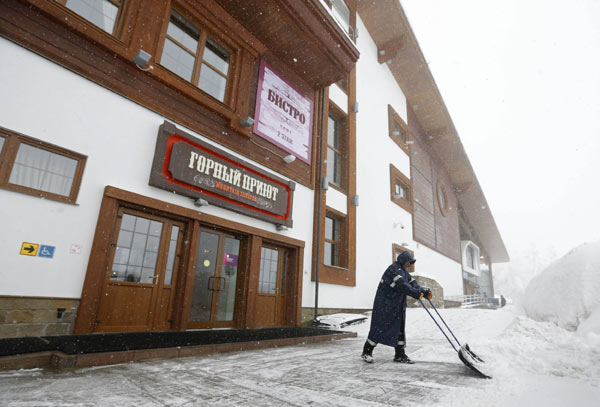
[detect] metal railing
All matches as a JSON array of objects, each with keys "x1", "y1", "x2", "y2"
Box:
[{"x1": 445, "y1": 294, "x2": 489, "y2": 308}]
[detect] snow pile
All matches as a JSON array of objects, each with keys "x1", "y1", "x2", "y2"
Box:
[
  {"x1": 521, "y1": 241, "x2": 600, "y2": 343},
  {"x1": 315, "y1": 313, "x2": 368, "y2": 328}
]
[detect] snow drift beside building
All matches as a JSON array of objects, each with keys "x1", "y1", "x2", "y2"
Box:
[{"x1": 522, "y1": 241, "x2": 600, "y2": 340}]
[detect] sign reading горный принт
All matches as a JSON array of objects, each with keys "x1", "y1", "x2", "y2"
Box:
[
  {"x1": 149, "y1": 122, "x2": 295, "y2": 227},
  {"x1": 254, "y1": 60, "x2": 314, "y2": 164}
]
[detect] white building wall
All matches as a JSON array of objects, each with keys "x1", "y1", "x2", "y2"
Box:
[
  {"x1": 0, "y1": 37, "x2": 315, "y2": 299},
  {"x1": 306, "y1": 13, "x2": 463, "y2": 310}
]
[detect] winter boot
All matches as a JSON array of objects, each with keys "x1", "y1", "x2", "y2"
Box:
[
  {"x1": 361, "y1": 340, "x2": 375, "y2": 363},
  {"x1": 393, "y1": 346, "x2": 415, "y2": 364}
]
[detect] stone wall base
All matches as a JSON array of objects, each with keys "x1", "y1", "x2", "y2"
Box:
[{"x1": 0, "y1": 296, "x2": 79, "y2": 339}]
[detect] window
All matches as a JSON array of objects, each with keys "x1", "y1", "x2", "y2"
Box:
[
  {"x1": 57, "y1": 0, "x2": 124, "y2": 35},
  {"x1": 324, "y1": 213, "x2": 345, "y2": 267},
  {"x1": 466, "y1": 244, "x2": 476, "y2": 270},
  {"x1": 0, "y1": 128, "x2": 86, "y2": 204},
  {"x1": 388, "y1": 104, "x2": 411, "y2": 155},
  {"x1": 390, "y1": 164, "x2": 413, "y2": 213},
  {"x1": 325, "y1": 0, "x2": 356, "y2": 41},
  {"x1": 437, "y1": 180, "x2": 449, "y2": 216},
  {"x1": 159, "y1": 9, "x2": 232, "y2": 103},
  {"x1": 327, "y1": 109, "x2": 347, "y2": 190}
]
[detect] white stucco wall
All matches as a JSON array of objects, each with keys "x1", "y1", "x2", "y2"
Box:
[
  {"x1": 0, "y1": 37, "x2": 315, "y2": 299},
  {"x1": 305, "y1": 13, "x2": 463, "y2": 310}
]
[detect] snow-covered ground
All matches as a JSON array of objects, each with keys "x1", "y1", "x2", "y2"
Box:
[
  {"x1": 1, "y1": 243, "x2": 599, "y2": 405},
  {"x1": 1, "y1": 305, "x2": 599, "y2": 406}
]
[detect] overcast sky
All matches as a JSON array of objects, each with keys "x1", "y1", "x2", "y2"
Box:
[{"x1": 400, "y1": 0, "x2": 600, "y2": 266}]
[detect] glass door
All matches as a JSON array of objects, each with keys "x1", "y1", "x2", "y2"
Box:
[
  {"x1": 188, "y1": 228, "x2": 242, "y2": 328},
  {"x1": 95, "y1": 208, "x2": 185, "y2": 332},
  {"x1": 255, "y1": 244, "x2": 288, "y2": 327}
]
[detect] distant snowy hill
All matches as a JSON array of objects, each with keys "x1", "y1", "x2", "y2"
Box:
[{"x1": 522, "y1": 241, "x2": 600, "y2": 342}]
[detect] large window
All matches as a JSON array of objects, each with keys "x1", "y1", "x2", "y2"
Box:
[
  {"x1": 388, "y1": 104, "x2": 411, "y2": 155},
  {"x1": 56, "y1": 0, "x2": 124, "y2": 35},
  {"x1": 390, "y1": 164, "x2": 413, "y2": 213},
  {"x1": 0, "y1": 128, "x2": 86, "y2": 204},
  {"x1": 324, "y1": 212, "x2": 345, "y2": 267},
  {"x1": 159, "y1": 9, "x2": 232, "y2": 103},
  {"x1": 327, "y1": 108, "x2": 347, "y2": 190}
]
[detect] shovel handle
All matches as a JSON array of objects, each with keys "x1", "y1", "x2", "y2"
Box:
[
  {"x1": 419, "y1": 299, "x2": 458, "y2": 353},
  {"x1": 427, "y1": 298, "x2": 462, "y2": 348}
]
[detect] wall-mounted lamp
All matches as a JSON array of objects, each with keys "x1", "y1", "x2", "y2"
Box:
[
  {"x1": 193, "y1": 198, "x2": 209, "y2": 207},
  {"x1": 321, "y1": 177, "x2": 329, "y2": 191},
  {"x1": 393, "y1": 222, "x2": 405, "y2": 229},
  {"x1": 275, "y1": 224, "x2": 288, "y2": 231},
  {"x1": 283, "y1": 154, "x2": 296, "y2": 164},
  {"x1": 352, "y1": 102, "x2": 359, "y2": 113},
  {"x1": 240, "y1": 117, "x2": 255, "y2": 128},
  {"x1": 352, "y1": 195, "x2": 359, "y2": 206},
  {"x1": 134, "y1": 49, "x2": 153, "y2": 71},
  {"x1": 392, "y1": 130, "x2": 401, "y2": 137}
]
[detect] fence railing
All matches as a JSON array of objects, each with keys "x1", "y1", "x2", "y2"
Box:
[{"x1": 445, "y1": 294, "x2": 490, "y2": 308}]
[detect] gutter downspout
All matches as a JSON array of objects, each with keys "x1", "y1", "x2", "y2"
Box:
[{"x1": 313, "y1": 88, "x2": 326, "y2": 323}]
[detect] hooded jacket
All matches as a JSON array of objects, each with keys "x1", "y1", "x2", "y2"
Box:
[{"x1": 367, "y1": 251, "x2": 423, "y2": 346}]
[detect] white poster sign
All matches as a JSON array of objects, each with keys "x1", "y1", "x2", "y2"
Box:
[{"x1": 254, "y1": 60, "x2": 314, "y2": 164}]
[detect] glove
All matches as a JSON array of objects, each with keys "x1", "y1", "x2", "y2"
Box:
[{"x1": 422, "y1": 288, "x2": 432, "y2": 300}]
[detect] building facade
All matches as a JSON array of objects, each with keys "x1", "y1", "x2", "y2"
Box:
[{"x1": 0, "y1": 0, "x2": 507, "y2": 339}]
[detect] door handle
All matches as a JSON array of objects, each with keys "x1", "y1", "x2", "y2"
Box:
[{"x1": 208, "y1": 276, "x2": 215, "y2": 291}]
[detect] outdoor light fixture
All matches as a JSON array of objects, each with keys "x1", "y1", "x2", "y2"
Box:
[
  {"x1": 392, "y1": 130, "x2": 401, "y2": 137},
  {"x1": 283, "y1": 154, "x2": 296, "y2": 164},
  {"x1": 352, "y1": 195, "x2": 359, "y2": 206},
  {"x1": 321, "y1": 177, "x2": 329, "y2": 190},
  {"x1": 240, "y1": 117, "x2": 255, "y2": 128},
  {"x1": 193, "y1": 198, "x2": 209, "y2": 207},
  {"x1": 352, "y1": 102, "x2": 359, "y2": 113},
  {"x1": 133, "y1": 49, "x2": 153, "y2": 70}
]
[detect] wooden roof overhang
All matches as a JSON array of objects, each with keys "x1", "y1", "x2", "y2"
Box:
[
  {"x1": 215, "y1": 0, "x2": 360, "y2": 88},
  {"x1": 358, "y1": 0, "x2": 509, "y2": 263}
]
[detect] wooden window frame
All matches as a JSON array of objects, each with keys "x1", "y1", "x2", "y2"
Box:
[
  {"x1": 39, "y1": 0, "x2": 137, "y2": 48},
  {"x1": 155, "y1": 5, "x2": 238, "y2": 107},
  {"x1": 324, "y1": 209, "x2": 347, "y2": 269},
  {"x1": 437, "y1": 180, "x2": 450, "y2": 217},
  {"x1": 327, "y1": 102, "x2": 348, "y2": 193},
  {"x1": 392, "y1": 243, "x2": 416, "y2": 274},
  {"x1": 388, "y1": 104, "x2": 411, "y2": 155},
  {"x1": 389, "y1": 164, "x2": 413, "y2": 213},
  {"x1": 0, "y1": 127, "x2": 87, "y2": 205},
  {"x1": 54, "y1": 0, "x2": 126, "y2": 37}
]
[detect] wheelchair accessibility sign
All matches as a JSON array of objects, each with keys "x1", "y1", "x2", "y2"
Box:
[
  {"x1": 20, "y1": 242, "x2": 55, "y2": 258},
  {"x1": 38, "y1": 245, "x2": 55, "y2": 258}
]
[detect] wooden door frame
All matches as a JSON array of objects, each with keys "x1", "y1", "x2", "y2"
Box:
[
  {"x1": 94, "y1": 207, "x2": 178, "y2": 332},
  {"x1": 75, "y1": 186, "x2": 304, "y2": 334}
]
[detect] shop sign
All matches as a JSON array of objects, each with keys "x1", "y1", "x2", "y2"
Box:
[
  {"x1": 254, "y1": 60, "x2": 314, "y2": 164},
  {"x1": 150, "y1": 122, "x2": 295, "y2": 227}
]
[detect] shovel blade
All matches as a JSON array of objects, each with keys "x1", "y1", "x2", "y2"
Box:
[{"x1": 458, "y1": 344, "x2": 491, "y2": 379}]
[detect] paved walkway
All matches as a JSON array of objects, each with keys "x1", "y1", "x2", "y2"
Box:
[{"x1": 0, "y1": 334, "x2": 484, "y2": 406}]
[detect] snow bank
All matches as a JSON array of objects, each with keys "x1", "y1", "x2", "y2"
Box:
[{"x1": 521, "y1": 241, "x2": 600, "y2": 341}]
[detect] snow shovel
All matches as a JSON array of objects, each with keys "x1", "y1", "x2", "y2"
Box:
[{"x1": 418, "y1": 298, "x2": 491, "y2": 379}]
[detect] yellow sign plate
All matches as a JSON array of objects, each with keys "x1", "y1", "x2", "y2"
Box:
[{"x1": 20, "y1": 242, "x2": 39, "y2": 256}]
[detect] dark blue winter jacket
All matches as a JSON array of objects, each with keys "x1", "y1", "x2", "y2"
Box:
[{"x1": 367, "y1": 251, "x2": 423, "y2": 346}]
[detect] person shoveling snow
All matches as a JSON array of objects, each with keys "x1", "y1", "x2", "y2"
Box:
[{"x1": 361, "y1": 251, "x2": 431, "y2": 364}]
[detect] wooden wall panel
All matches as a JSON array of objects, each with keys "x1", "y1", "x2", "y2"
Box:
[
  {"x1": 413, "y1": 204, "x2": 435, "y2": 248},
  {"x1": 432, "y1": 165, "x2": 461, "y2": 262},
  {"x1": 412, "y1": 169, "x2": 434, "y2": 215},
  {"x1": 408, "y1": 107, "x2": 432, "y2": 181}
]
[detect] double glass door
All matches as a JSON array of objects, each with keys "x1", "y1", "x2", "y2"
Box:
[{"x1": 188, "y1": 229, "x2": 242, "y2": 327}]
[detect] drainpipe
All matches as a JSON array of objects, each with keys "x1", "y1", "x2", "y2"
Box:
[{"x1": 313, "y1": 88, "x2": 326, "y2": 323}]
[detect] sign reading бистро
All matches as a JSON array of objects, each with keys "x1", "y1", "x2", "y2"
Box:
[
  {"x1": 254, "y1": 60, "x2": 313, "y2": 164},
  {"x1": 149, "y1": 122, "x2": 295, "y2": 227}
]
